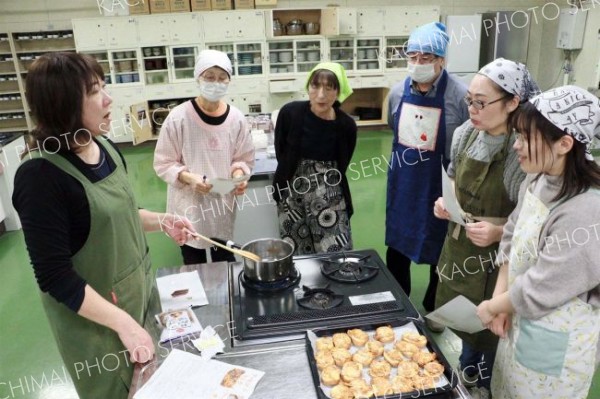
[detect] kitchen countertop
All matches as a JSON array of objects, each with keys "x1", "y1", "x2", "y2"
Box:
[
  {"x1": 128, "y1": 262, "x2": 471, "y2": 399},
  {"x1": 252, "y1": 148, "x2": 277, "y2": 178}
]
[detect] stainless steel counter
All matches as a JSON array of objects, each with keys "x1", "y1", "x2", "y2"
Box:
[{"x1": 129, "y1": 263, "x2": 471, "y2": 399}]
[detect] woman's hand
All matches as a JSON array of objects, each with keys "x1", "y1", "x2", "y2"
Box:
[
  {"x1": 433, "y1": 197, "x2": 450, "y2": 220},
  {"x1": 487, "y1": 313, "x2": 511, "y2": 339},
  {"x1": 476, "y1": 300, "x2": 496, "y2": 326},
  {"x1": 116, "y1": 316, "x2": 155, "y2": 363},
  {"x1": 180, "y1": 171, "x2": 212, "y2": 194},
  {"x1": 161, "y1": 214, "x2": 195, "y2": 245},
  {"x1": 465, "y1": 221, "x2": 502, "y2": 247},
  {"x1": 231, "y1": 169, "x2": 248, "y2": 196}
]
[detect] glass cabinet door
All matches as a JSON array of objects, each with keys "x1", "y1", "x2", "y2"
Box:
[
  {"x1": 110, "y1": 49, "x2": 140, "y2": 85},
  {"x1": 268, "y1": 40, "x2": 293, "y2": 74},
  {"x1": 329, "y1": 39, "x2": 353, "y2": 72},
  {"x1": 141, "y1": 46, "x2": 168, "y2": 85},
  {"x1": 356, "y1": 38, "x2": 382, "y2": 71},
  {"x1": 385, "y1": 37, "x2": 409, "y2": 70},
  {"x1": 82, "y1": 51, "x2": 111, "y2": 84},
  {"x1": 207, "y1": 44, "x2": 235, "y2": 76},
  {"x1": 171, "y1": 46, "x2": 198, "y2": 81},
  {"x1": 235, "y1": 42, "x2": 263, "y2": 77},
  {"x1": 295, "y1": 40, "x2": 322, "y2": 73}
]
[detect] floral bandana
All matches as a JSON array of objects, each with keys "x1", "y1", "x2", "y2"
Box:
[{"x1": 530, "y1": 85, "x2": 600, "y2": 161}]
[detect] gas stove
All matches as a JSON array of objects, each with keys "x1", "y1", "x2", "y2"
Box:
[{"x1": 228, "y1": 249, "x2": 419, "y2": 347}]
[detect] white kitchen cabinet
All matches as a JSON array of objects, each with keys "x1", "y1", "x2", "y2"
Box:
[
  {"x1": 328, "y1": 37, "x2": 382, "y2": 73},
  {"x1": 140, "y1": 45, "x2": 199, "y2": 85},
  {"x1": 207, "y1": 42, "x2": 264, "y2": 78},
  {"x1": 109, "y1": 49, "x2": 142, "y2": 85},
  {"x1": 137, "y1": 14, "x2": 202, "y2": 46},
  {"x1": 106, "y1": 17, "x2": 138, "y2": 49},
  {"x1": 384, "y1": 6, "x2": 440, "y2": 36},
  {"x1": 203, "y1": 10, "x2": 265, "y2": 42},
  {"x1": 267, "y1": 39, "x2": 324, "y2": 75},
  {"x1": 357, "y1": 8, "x2": 385, "y2": 36},
  {"x1": 137, "y1": 15, "x2": 170, "y2": 45},
  {"x1": 384, "y1": 37, "x2": 409, "y2": 71},
  {"x1": 105, "y1": 86, "x2": 145, "y2": 143},
  {"x1": 72, "y1": 18, "x2": 108, "y2": 49}
]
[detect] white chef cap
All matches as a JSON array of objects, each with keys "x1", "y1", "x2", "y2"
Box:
[{"x1": 193, "y1": 49, "x2": 233, "y2": 80}]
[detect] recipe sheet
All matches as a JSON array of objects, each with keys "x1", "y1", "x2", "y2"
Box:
[
  {"x1": 441, "y1": 165, "x2": 466, "y2": 226},
  {"x1": 210, "y1": 175, "x2": 251, "y2": 195},
  {"x1": 425, "y1": 295, "x2": 485, "y2": 334},
  {"x1": 133, "y1": 349, "x2": 265, "y2": 399}
]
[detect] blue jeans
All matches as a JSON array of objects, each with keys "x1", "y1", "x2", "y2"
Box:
[{"x1": 459, "y1": 341, "x2": 496, "y2": 389}]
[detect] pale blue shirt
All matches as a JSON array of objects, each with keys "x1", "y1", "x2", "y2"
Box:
[{"x1": 387, "y1": 71, "x2": 469, "y2": 159}]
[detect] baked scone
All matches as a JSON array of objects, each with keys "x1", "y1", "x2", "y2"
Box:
[
  {"x1": 365, "y1": 340, "x2": 385, "y2": 357},
  {"x1": 374, "y1": 325, "x2": 395, "y2": 343},
  {"x1": 315, "y1": 350, "x2": 335, "y2": 370},
  {"x1": 347, "y1": 328, "x2": 369, "y2": 346},
  {"x1": 383, "y1": 348, "x2": 404, "y2": 366},
  {"x1": 391, "y1": 375, "x2": 415, "y2": 394},
  {"x1": 422, "y1": 361, "x2": 444, "y2": 377},
  {"x1": 402, "y1": 332, "x2": 428, "y2": 348},
  {"x1": 396, "y1": 361, "x2": 420, "y2": 379},
  {"x1": 412, "y1": 351, "x2": 437, "y2": 366},
  {"x1": 332, "y1": 332, "x2": 352, "y2": 349},
  {"x1": 330, "y1": 384, "x2": 354, "y2": 399},
  {"x1": 395, "y1": 341, "x2": 420, "y2": 358},
  {"x1": 371, "y1": 377, "x2": 393, "y2": 396},
  {"x1": 316, "y1": 336, "x2": 334, "y2": 352},
  {"x1": 341, "y1": 361, "x2": 363, "y2": 383},
  {"x1": 348, "y1": 378, "x2": 373, "y2": 399},
  {"x1": 352, "y1": 348, "x2": 374, "y2": 366},
  {"x1": 331, "y1": 347, "x2": 352, "y2": 367},
  {"x1": 320, "y1": 365, "x2": 340, "y2": 387},
  {"x1": 412, "y1": 375, "x2": 438, "y2": 390},
  {"x1": 369, "y1": 359, "x2": 392, "y2": 378}
]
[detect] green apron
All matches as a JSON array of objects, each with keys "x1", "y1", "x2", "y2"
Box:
[
  {"x1": 29, "y1": 137, "x2": 153, "y2": 398},
  {"x1": 435, "y1": 130, "x2": 515, "y2": 351}
]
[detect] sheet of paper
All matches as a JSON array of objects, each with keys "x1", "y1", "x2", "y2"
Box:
[
  {"x1": 441, "y1": 165, "x2": 466, "y2": 226},
  {"x1": 425, "y1": 295, "x2": 485, "y2": 334},
  {"x1": 210, "y1": 175, "x2": 251, "y2": 195},
  {"x1": 156, "y1": 271, "x2": 208, "y2": 311},
  {"x1": 133, "y1": 349, "x2": 265, "y2": 399}
]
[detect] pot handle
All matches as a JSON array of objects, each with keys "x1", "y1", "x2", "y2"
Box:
[{"x1": 209, "y1": 237, "x2": 242, "y2": 249}]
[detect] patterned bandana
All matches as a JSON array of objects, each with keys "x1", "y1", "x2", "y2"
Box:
[
  {"x1": 530, "y1": 85, "x2": 600, "y2": 161},
  {"x1": 478, "y1": 58, "x2": 541, "y2": 102}
]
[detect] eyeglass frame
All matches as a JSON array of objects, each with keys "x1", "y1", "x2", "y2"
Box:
[
  {"x1": 463, "y1": 94, "x2": 511, "y2": 110},
  {"x1": 405, "y1": 52, "x2": 438, "y2": 64},
  {"x1": 198, "y1": 74, "x2": 230, "y2": 84},
  {"x1": 308, "y1": 82, "x2": 338, "y2": 94}
]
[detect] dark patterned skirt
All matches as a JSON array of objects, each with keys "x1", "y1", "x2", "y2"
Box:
[{"x1": 277, "y1": 159, "x2": 352, "y2": 255}]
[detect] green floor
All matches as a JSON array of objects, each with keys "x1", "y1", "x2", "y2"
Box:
[{"x1": 0, "y1": 130, "x2": 598, "y2": 398}]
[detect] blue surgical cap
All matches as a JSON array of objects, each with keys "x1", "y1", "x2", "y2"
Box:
[{"x1": 406, "y1": 22, "x2": 449, "y2": 57}]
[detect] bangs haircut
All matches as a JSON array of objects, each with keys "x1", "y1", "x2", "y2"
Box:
[
  {"x1": 510, "y1": 101, "x2": 600, "y2": 201},
  {"x1": 308, "y1": 69, "x2": 340, "y2": 91},
  {"x1": 25, "y1": 52, "x2": 104, "y2": 153}
]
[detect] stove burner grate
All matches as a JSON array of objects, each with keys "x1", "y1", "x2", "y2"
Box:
[
  {"x1": 320, "y1": 253, "x2": 379, "y2": 283},
  {"x1": 240, "y1": 267, "x2": 300, "y2": 292},
  {"x1": 297, "y1": 284, "x2": 344, "y2": 310}
]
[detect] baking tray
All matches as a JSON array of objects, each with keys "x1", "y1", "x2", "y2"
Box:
[{"x1": 305, "y1": 318, "x2": 457, "y2": 399}]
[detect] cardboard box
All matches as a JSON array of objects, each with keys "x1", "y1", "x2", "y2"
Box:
[
  {"x1": 129, "y1": 0, "x2": 150, "y2": 14},
  {"x1": 254, "y1": 0, "x2": 276, "y2": 8},
  {"x1": 170, "y1": 0, "x2": 191, "y2": 12},
  {"x1": 149, "y1": 0, "x2": 170, "y2": 13},
  {"x1": 211, "y1": 0, "x2": 233, "y2": 10},
  {"x1": 190, "y1": 0, "x2": 211, "y2": 10},
  {"x1": 234, "y1": 0, "x2": 254, "y2": 9}
]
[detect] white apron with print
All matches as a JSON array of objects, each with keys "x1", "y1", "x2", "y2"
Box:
[{"x1": 491, "y1": 188, "x2": 600, "y2": 399}]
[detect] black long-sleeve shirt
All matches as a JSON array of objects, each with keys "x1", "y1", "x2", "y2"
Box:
[{"x1": 12, "y1": 139, "x2": 126, "y2": 312}]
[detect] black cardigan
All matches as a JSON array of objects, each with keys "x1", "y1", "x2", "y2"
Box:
[{"x1": 272, "y1": 100, "x2": 357, "y2": 217}]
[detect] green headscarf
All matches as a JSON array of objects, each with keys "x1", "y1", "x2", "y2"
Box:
[{"x1": 305, "y1": 62, "x2": 353, "y2": 103}]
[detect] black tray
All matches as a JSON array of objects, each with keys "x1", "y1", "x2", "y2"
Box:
[{"x1": 305, "y1": 318, "x2": 458, "y2": 399}]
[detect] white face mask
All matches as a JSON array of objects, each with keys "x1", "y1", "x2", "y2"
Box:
[
  {"x1": 407, "y1": 63, "x2": 437, "y2": 83},
  {"x1": 198, "y1": 80, "x2": 229, "y2": 102}
]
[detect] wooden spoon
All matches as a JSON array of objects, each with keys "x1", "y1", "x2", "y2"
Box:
[{"x1": 187, "y1": 231, "x2": 262, "y2": 263}]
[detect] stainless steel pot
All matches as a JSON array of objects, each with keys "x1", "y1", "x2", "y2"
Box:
[
  {"x1": 241, "y1": 238, "x2": 294, "y2": 282},
  {"x1": 305, "y1": 22, "x2": 319, "y2": 35},
  {"x1": 286, "y1": 19, "x2": 304, "y2": 35}
]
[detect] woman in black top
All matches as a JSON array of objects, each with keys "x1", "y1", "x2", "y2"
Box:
[{"x1": 272, "y1": 62, "x2": 357, "y2": 255}]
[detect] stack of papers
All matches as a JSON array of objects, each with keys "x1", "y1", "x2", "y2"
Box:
[{"x1": 134, "y1": 350, "x2": 265, "y2": 399}]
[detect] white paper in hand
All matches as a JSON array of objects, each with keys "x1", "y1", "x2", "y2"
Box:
[
  {"x1": 441, "y1": 165, "x2": 467, "y2": 226},
  {"x1": 210, "y1": 175, "x2": 251, "y2": 195},
  {"x1": 425, "y1": 295, "x2": 485, "y2": 334}
]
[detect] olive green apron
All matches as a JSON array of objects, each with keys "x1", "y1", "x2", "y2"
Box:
[
  {"x1": 435, "y1": 131, "x2": 515, "y2": 351},
  {"x1": 30, "y1": 137, "x2": 153, "y2": 398}
]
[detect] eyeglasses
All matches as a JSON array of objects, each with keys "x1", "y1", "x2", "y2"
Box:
[
  {"x1": 308, "y1": 83, "x2": 337, "y2": 94},
  {"x1": 463, "y1": 95, "x2": 510, "y2": 110},
  {"x1": 406, "y1": 52, "x2": 437, "y2": 63},
  {"x1": 200, "y1": 75, "x2": 230, "y2": 84}
]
